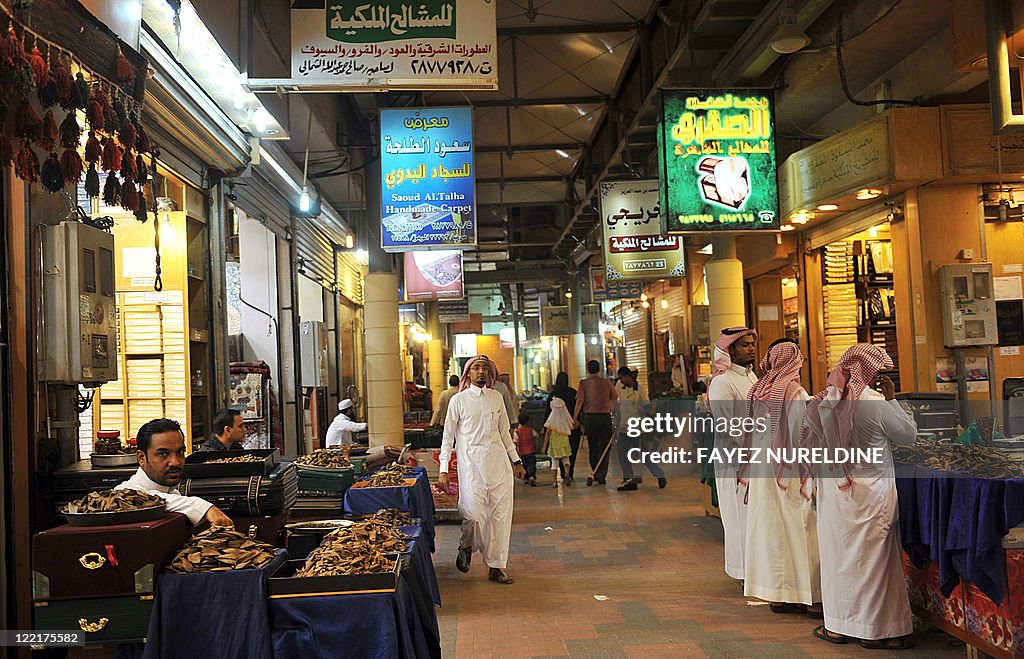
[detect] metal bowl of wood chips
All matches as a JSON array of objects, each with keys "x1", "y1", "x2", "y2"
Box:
[
  {"x1": 62, "y1": 489, "x2": 167, "y2": 526},
  {"x1": 295, "y1": 449, "x2": 352, "y2": 471}
]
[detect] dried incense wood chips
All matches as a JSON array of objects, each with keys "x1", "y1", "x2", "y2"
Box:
[
  {"x1": 295, "y1": 449, "x2": 352, "y2": 469},
  {"x1": 166, "y1": 526, "x2": 277, "y2": 573},
  {"x1": 292, "y1": 519, "x2": 407, "y2": 578},
  {"x1": 363, "y1": 463, "x2": 414, "y2": 487},
  {"x1": 64, "y1": 489, "x2": 164, "y2": 513},
  {"x1": 371, "y1": 508, "x2": 414, "y2": 526},
  {"x1": 892, "y1": 441, "x2": 1024, "y2": 478},
  {"x1": 202, "y1": 454, "x2": 265, "y2": 464}
]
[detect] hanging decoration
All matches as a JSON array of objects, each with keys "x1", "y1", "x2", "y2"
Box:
[{"x1": 0, "y1": 4, "x2": 153, "y2": 205}]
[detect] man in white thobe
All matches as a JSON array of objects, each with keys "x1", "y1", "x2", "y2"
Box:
[
  {"x1": 116, "y1": 417, "x2": 234, "y2": 527},
  {"x1": 741, "y1": 339, "x2": 821, "y2": 613},
  {"x1": 804, "y1": 344, "x2": 916, "y2": 649},
  {"x1": 325, "y1": 398, "x2": 367, "y2": 452},
  {"x1": 439, "y1": 356, "x2": 526, "y2": 584},
  {"x1": 707, "y1": 327, "x2": 759, "y2": 581}
]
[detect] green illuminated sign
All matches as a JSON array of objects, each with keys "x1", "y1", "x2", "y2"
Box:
[{"x1": 658, "y1": 90, "x2": 779, "y2": 233}]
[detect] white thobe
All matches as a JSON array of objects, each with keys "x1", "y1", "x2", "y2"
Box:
[
  {"x1": 743, "y1": 389, "x2": 822, "y2": 604},
  {"x1": 440, "y1": 385, "x2": 519, "y2": 569},
  {"x1": 816, "y1": 387, "x2": 916, "y2": 640},
  {"x1": 430, "y1": 386, "x2": 459, "y2": 426},
  {"x1": 324, "y1": 412, "x2": 367, "y2": 448},
  {"x1": 708, "y1": 362, "x2": 759, "y2": 580},
  {"x1": 115, "y1": 468, "x2": 213, "y2": 526}
]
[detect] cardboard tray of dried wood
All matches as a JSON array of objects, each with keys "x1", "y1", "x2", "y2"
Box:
[
  {"x1": 183, "y1": 449, "x2": 280, "y2": 478},
  {"x1": 266, "y1": 557, "x2": 401, "y2": 598},
  {"x1": 349, "y1": 477, "x2": 417, "y2": 489}
]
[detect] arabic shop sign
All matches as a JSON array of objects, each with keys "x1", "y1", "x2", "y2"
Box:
[
  {"x1": 590, "y1": 266, "x2": 643, "y2": 302},
  {"x1": 291, "y1": 0, "x2": 497, "y2": 90},
  {"x1": 600, "y1": 180, "x2": 685, "y2": 282},
  {"x1": 658, "y1": 90, "x2": 779, "y2": 233},
  {"x1": 380, "y1": 106, "x2": 477, "y2": 251},
  {"x1": 541, "y1": 305, "x2": 572, "y2": 336}
]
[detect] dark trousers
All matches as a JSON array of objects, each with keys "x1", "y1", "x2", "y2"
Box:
[
  {"x1": 559, "y1": 430, "x2": 582, "y2": 481},
  {"x1": 617, "y1": 432, "x2": 666, "y2": 481},
  {"x1": 582, "y1": 413, "x2": 614, "y2": 481},
  {"x1": 520, "y1": 454, "x2": 537, "y2": 480}
]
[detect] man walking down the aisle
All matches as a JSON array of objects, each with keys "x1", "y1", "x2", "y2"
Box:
[
  {"x1": 615, "y1": 366, "x2": 666, "y2": 491},
  {"x1": 431, "y1": 375, "x2": 461, "y2": 427},
  {"x1": 707, "y1": 327, "x2": 759, "y2": 582},
  {"x1": 574, "y1": 359, "x2": 618, "y2": 487},
  {"x1": 439, "y1": 355, "x2": 526, "y2": 585}
]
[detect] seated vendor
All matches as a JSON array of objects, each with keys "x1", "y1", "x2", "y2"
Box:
[
  {"x1": 325, "y1": 399, "x2": 367, "y2": 456},
  {"x1": 197, "y1": 408, "x2": 245, "y2": 451},
  {"x1": 116, "y1": 418, "x2": 234, "y2": 527}
]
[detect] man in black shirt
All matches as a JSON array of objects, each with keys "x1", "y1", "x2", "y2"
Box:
[{"x1": 197, "y1": 408, "x2": 245, "y2": 451}]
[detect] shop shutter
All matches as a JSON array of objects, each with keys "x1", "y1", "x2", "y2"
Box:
[
  {"x1": 622, "y1": 308, "x2": 649, "y2": 388},
  {"x1": 806, "y1": 200, "x2": 896, "y2": 251},
  {"x1": 336, "y1": 251, "x2": 364, "y2": 306}
]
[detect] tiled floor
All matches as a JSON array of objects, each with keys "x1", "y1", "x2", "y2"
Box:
[{"x1": 434, "y1": 454, "x2": 963, "y2": 658}]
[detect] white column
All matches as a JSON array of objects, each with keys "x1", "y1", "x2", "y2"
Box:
[
  {"x1": 706, "y1": 237, "x2": 747, "y2": 337},
  {"x1": 567, "y1": 332, "x2": 587, "y2": 383},
  {"x1": 364, "y1": 273, "x2": 404, "y2": 447}
]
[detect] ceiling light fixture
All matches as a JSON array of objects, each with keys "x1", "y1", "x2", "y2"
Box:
[
  {"x1": 556, "y1": 149, "x2": 571, "y2": 158},
  {"x1": 660, "y1": 299, "x2": 668, "y2": 309},
  {"x1": 856, "y1": 188, "x2": 883, "y2": 200},
  {"x1": 770, "y1": 10, "x2": 811, "y2": 54},
  {"x1": 817, "y1": 203, "x2": 839, "y2": 211},
  {"x1": 590, "y1": 337, "x2": 598, "y2": 345},
  {"x1": 780, "y1": 224, "x2": 794, "y2": 232}
]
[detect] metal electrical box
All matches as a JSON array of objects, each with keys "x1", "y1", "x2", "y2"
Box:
[
  {"x1": 299, "y1": 320, "x2": 329, "y2": 387},
  {"x1": 939, "y1": 263, "x2": 998, "y2": 347},
  {"x1": 41, "y1": 222, "x2": 118, "y2": 384}
]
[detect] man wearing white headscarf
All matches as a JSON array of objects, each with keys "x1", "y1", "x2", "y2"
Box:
[
  {"x1": 706, "y1": 326, "x2": 758, "y2": 581},
  {"x1": 803, "y1": 344, "x2": 917, "y2": 650},
  {"x1": 439, "y1": 356, "x2": 526, "y2": 584},
  {"x1": 325, "y1": 399, "x2": 366, "y2": 453}
]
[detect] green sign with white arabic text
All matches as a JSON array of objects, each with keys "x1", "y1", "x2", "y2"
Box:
[
  {"x1": 327, "y1": 1, "x2": 457, "y2": 43},
  {"x1": 658, "y1": 90, "x2": 779, "y2": 233}
]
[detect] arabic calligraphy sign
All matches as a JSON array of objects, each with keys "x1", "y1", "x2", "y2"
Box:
[
  {"x1": 380, "y1": 106, "x2": 477, "y2": 251},
  {"x1": 658, "y1": 90, "x2": 779, "y2": 233},
  {"x1": 600, "y1": 180, "x2": 685, "y2": 281},
  {"x1": 291, "y1": 0, "x2": 497, "y2": 90},
  {"x1": 541, "y1": 305, "x2": 572, "y2": 336},
  {"x1": 778, "y1": 115, "x2": 889, "y2": 217},
  {"x1": 590, "y1": 266, "x2": 644, "y2": 302}
]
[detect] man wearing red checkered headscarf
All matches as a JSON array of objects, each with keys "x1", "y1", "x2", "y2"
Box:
[
  {"x1": 439, "y1": 356, "x2": 526, "y2": 585},
  {"x1": 802, "y1": 344, "x2": 917, "y2": 648},
  {"x1": 707, "y1": 326, "x2": 759, "y2": 582},
  {"x1": 738, "y1": 339, "x2": 821, "y2": 615}
]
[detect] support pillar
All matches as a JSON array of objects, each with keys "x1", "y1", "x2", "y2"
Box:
[
  {"x1": 426, "y1": 303, "x2": 444, "y2": 400},
  {"x1": 706, "y1": 236, "x2": 747, "y2": 337},
  {"x1": 364, "y1": 273, "x2": 404, "y2": 447},
  {"x1": 568, "y1": 333, "x2": 587, "y2": 384}
]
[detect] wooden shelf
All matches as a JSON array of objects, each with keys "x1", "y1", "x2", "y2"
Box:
[{"x1": 187, "y1": 272, "x2": 205, "y2": 283}]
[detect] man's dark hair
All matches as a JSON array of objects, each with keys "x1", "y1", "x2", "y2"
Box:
[
  {"x1": 137, "y1": 418, "x2": 184, "y2": 454},
  {"x1": 449, "y1": 375, "x2": 460, "y2": 387},
  {"x1": 212, "y1": 408, "x2": 242, "y2": 437},
  {"x1": 587, "y1": 360, "x2": 601, "y2": 374}
]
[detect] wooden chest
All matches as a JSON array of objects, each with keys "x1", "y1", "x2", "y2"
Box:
[{"x1": 34, "y1": 595, "x2": 154, "y2": 645}]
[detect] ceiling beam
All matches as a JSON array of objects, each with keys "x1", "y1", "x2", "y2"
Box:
[
  {"x1": 464, "y1": 267, "x2": 565, "y2": 286},
  {"x1": 497, "y1": 22, "x2": 637, "y2": 37},
  {"x1": 477, "y1": 143, "x2": 583, "y2": 154},
  {"x1": 478, "y1": 175, "x2": 569, "y2": 184},
  {"x1": 472, "y1": 95, "x2": 608, "y2": 107}
]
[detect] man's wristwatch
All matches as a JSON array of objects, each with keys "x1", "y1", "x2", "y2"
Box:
[{"x1": 512, "y1": 460, "x2": 522, "y2": 467}]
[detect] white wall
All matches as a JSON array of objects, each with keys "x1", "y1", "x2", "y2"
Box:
[{"x1": 238, "y1": 214, "x2": 280, "y2": 378}]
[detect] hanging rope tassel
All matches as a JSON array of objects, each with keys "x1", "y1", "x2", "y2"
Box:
[
  {"x1": 40, "y1": 151, "x2": 62, "y2": 192},
  {"x1": 84, "y1": 161, "x2": 99, "y2": 198},
  {"x1": 60, "y1": 147, "x2": 82, "y2": 186},
  {"x1": 38, "y1": 108, "x2": 57, "y2": 151}
]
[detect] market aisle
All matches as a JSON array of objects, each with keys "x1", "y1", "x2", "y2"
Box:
[{"x1": 433, "y1": 455, "x2": 962, "y2": 658}]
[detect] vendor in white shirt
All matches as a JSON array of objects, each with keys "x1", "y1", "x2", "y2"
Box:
[
  {"x1": 115, "y1": 418, "x2": 233, "y2": 527},
  {"x1": 325, "y1": 398, "x2": 367, "y2": 453}
]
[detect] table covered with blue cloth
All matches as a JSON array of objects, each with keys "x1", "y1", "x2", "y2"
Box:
[
  {"x1": 897, "y1": 463, "x2": 1024, "y2": 604},
  {"x1": 345, "y1": 466, "x2": 436, "y2": 553},
  {"x1": 269, "y1": 576, "x2": 440, "y2": 659}
]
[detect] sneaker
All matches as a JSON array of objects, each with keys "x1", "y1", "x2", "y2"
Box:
[
  {"x1": 529, "y1": 477, "x2": 536, "y2": 486},
  {"x1": 617, "y1": 480, "x2": 638, "y2": 492},
  {"x1": 564, "y1": 478, "x2": 572, "y2": 487},
  {"x1": 456, "y1": 546, "x2": 472, "y2": 573},
  {"x1": 552, "y1": 479, "x2": 559, "y2": 488},
  {"x1": 658, "y1": 477, "x2": 668, "y2": 489}
]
